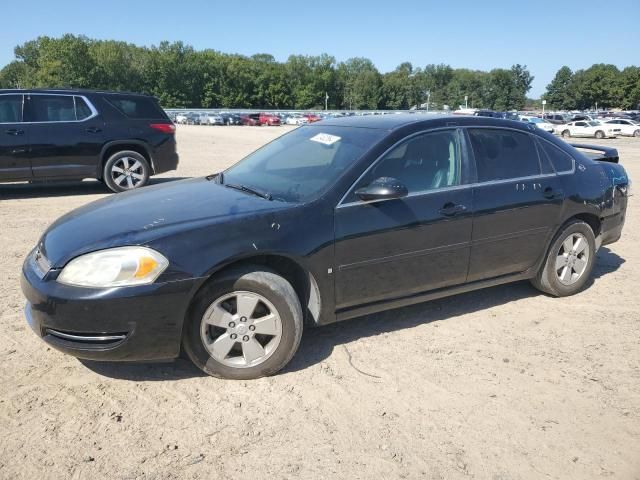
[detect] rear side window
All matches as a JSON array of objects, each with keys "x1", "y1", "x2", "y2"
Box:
[
  {"x1": 468, "y1": 128, "x2": 540, "y2": 182},
  {"x1": 0, "y1": 95, "x2": 23, "y2": 122},
  {"x1": 29, "y1": 95, "x2": 76, "y2": 122},
  {"x1": 105, "y1": 96, "x2": 167, "y2": 119},
  {"x1": 537, "y1": 139, "x2": 574, "y2": 173},
  {"x1": 74, "y1": 96, "x2": 93, "y2": 120}
]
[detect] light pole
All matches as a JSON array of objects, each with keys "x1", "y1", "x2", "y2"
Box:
[
  {"x1": 464, "y1": 95, "x2": 468, "y2": 109},
  {"x1": 425, "y1": 90, "x2": 431, "y2": 112},
  {"x1": 542, "y1": 99, "x2": 546, "y2": 118},
  {"x1": 325, "y1": 92, "x2": 329, "y2": 111}
]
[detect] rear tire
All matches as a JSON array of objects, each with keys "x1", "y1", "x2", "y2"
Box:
[
  {"x1": 530, "y1": 220, "x2": 596, "y2": 297},
  {"x1": 562, "y1": 130, "x2": 571, "y2": 138},
  {"x1": 182, "y1": 266, "x2": 303, "y2": 380},
  {"x1": 633, "y1": 130, "x2": 640, "y2": 137},
  {"x1": 103, "y1": 151, "x2": 150, "y2": 193},
  {"x1": 595, "y1": 130, "x2": 605, "y2": 139}
]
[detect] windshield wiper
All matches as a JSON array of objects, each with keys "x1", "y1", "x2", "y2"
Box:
[{"x1": 224, "y1": 183, "x2": 273, "y2": 201}]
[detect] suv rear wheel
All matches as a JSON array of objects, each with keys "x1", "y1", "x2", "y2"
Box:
[{"x1": 103, "y1": 150, "x2": 150, "y2": 193}]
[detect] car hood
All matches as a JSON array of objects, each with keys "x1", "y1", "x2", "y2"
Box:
[{"x1": 39, "y1": 177, "x2": 291, "y2": 267}]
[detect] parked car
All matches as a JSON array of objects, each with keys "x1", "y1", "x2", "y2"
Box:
[
  {"x1": 176, "y1": 112, "x2": 200, "y2": 125},
  {"x1": 0, "y1": 89, "x2": 178, "y2": 192},
  {"x1": 303, "y1": 113, "x2": 322, "y2": 123},
  {"x1": 603, "y1": 119, "x2": 640, "y2": 137},
  {"x1": 544, "y1": 113, "x2": 572, "y2": 125},
  {"x1": 240, "y1": 114, "x2": 261, "y2": 126},
  {"x1": 259, "y1": 113, "x2": 281, "y2": 126},
  {"x1": 519, "y1": 116, "x2": 555, "y2": 133},
  {"x1": 21, "y1": 115, "x2": 629, "y2": 379},
  {"x1": 558, "y1": 120, "x2": 620, "y2": 139},
  {"x1": 286, "y1": 115, "x2": 308, "y2": 125},
  {"x1": 201, "y1": 113, "x2": 224, "y2": 125},
  {"x1": 220, "y1": 113, "x2": 242, "y2": 125}
]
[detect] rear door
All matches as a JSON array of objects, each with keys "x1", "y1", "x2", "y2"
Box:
[
  {"x1": 334, "y1": 128, "x2": 474, "y2": 309},
  {"x1": 0, "y1": 94, "x2": 31, "y2": 180},
  {"x1": 26, "y1": 94, "x2": 105, "y2": 178},
  {"x1": 466, "y1": 128, "x2": 565, "y2": 282}
]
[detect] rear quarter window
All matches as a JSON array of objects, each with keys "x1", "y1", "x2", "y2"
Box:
[
  {"x1": 537, "y1": 139, "x2": 574, "y2": 173},
  {"x1": 104, "y1": 96, "x2": 167, "y2": 119}
]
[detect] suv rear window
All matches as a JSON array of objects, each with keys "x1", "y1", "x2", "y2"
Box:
[{"x1": 105, "y1": 96, "x2": 167, "y2": 119}]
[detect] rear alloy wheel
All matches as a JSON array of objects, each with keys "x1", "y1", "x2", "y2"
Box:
[
  {"x1": 183, "y1": 267, "x2": 303, "y2": 379},
  {"x1": 595, "y1": 130, "x2": 605, "y2": 139},
  {"x1": 531, "y1": 220, "x2": 596, "y2": 297},
  {"x1": 103, "y1": 151, "x2": 150, "y2": 193},
  {"x1": 633, "y1": 130, "x2": 640, "y2": 137},
  {"x1": 562, "y1": 130, "x2": 571, "y2": 138}
]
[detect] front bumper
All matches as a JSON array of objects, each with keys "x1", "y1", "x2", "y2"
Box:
[{"x1": 21, "y1": 257, "x2": 201, "y2": 361}]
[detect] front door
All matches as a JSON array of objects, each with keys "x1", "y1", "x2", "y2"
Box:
[
  {"x1": 334, "y1": 129, "x2": 473, "y2": 310},
  {"x1": 25, "y1": 94, "x2": 104, "y2": 179},
  {"x1": 466, "y1": 128, "x2": 565, "y2": 282},
  {"x1": 0, "y1": 94, "x2": 31, "y2": 181}
]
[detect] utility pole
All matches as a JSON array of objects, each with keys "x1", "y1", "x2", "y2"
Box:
[
  {"x1": 425, "y1": 90, "x2": 431, "y2": 112},
  {"x1": 464, "y1": 95, "x2": 468, "y2": 109},
  {"x1": 325, "y1": 92, "x2": 329, "y2": 111}
]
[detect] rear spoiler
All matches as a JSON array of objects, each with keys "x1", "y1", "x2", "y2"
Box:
[{"x1": 570, "y1": 143, "x2": 619, "y2": 163}]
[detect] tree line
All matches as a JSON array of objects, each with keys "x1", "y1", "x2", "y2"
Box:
[
  {"x1": 0, "y1": 35, "x2": 637, "y2": 111},
  {"x1": 544, "y1": 64, "x2": 640, "y2": 110}
]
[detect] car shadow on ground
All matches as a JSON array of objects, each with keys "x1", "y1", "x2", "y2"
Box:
[
  {"x1": 0, "y1": 177, "x2": 191, "y2": 199},
  {"x1": 78, "y1": 248, "x2": 625, "y2": 381}
]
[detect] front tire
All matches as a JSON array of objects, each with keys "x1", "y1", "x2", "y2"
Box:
[
  {"x1": 530, "y1": 220, "x2": 596, "y2": 297},
  {"x1": 633, "y1": 129, "x2": 640, "y2": 137},
  {"x1": 183, "y1": 267, "x2": 303, "y2": 379},
  {"x1": 103, "y1": 151, "x2": 150, "y2": 193},
  {"x1": 595, "y1": 130, "x2": 605, "y2": 139}
]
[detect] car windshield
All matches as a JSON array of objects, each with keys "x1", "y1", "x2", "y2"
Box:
[
  {"x1": 222, "y1": 125, "x2": 385, "y2": 203},
  {"x1": 529, "y1": 118, "x2": 542, "y2": 123},
  {"x1": 587, "y1": 121, "x2": 599, "y2": 127}
]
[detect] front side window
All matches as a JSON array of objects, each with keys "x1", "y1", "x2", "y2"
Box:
[
  {"x1": 28, "y1": 95, "x2": 76, "y2": 122},
  {"x1": 0, "y1": 95, "x2": 23, "y2": 123},
  {"x1": 347, "y1": 130, "x2": 462, "y2": 202},
  {"x1": 468, "y1": 128, "x2": 540, "y2": 182}
]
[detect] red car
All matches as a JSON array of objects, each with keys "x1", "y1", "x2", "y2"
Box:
[
  {"x1": 303, "y1": 113, "x2": 322, "y2": 123},
  {"x1": 259, "y1": 113, "x2": 281, "y2": 126},
  {"x1": 240, "y1": 114, "x2": 261, "y2": 126}
]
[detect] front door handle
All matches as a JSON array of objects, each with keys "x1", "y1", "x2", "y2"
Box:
[
  {"x1": 85, "y1": 127, "x2": 102, "y2": 134},
  {"x1": 5, "y1": 129, "x2": 24, "y2": 136},
  {"x1": 543, "y1": 187, "x2": 563, "y2": 199},
  {"x1": 439, "y1": 202, "x2": 467, "y2": 216}
]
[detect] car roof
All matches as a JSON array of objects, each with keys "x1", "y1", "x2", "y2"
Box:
[
  {"x1": 0, "y1": 88, "x2": 154, "y2": 97},
  {"x1": 311, "y1": 113, "x2": 534, "y2": 132}
]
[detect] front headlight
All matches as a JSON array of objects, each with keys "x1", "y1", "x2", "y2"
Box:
[{"x1": 57, "y1": 246, "x2": 169, "y2": 288}]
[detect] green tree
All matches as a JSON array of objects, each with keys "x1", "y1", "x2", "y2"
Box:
[{"x1": 544, "y1": 66, "x2": 574, "y2": 109}]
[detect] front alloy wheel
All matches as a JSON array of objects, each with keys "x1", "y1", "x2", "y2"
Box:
[
  {"x1": 200, "y1": 291, "x2": 283, "y2": 368},
  {"x1": 183, "y1": 267, "x2": 303, "y2": 379}
]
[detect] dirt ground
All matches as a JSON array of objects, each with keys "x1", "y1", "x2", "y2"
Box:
[{"x1": 0, "y1": 125, "x2": 639, "y2": 480}]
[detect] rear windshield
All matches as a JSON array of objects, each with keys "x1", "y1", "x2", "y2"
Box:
[{"x1": 105, "y1": 96, "x2": 168, "y2": 119}]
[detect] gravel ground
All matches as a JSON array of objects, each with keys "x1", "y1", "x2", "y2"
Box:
[{"x1": 0, "y1": 125, "x2": 639, "y2": 480}]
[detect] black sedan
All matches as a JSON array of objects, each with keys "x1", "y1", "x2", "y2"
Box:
[{"x1": 21, "y1": 115, "x2": 630, "y2": 379}]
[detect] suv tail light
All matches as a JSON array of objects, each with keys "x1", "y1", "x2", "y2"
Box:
[{"x1": 150, "y1": 123, "x2": 176, "y2": 134}]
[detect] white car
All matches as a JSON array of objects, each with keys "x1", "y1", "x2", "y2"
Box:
[
  {"x1": 285, "y1": 115, "x2": 308, "y2": 125},
  {"x1": 557, "y1": 121, "x2": 620, "y2": 139},
  {"x1": 519, "y1": 116, "x2": 555, "y2": 133},
  {"x1": 603, "y1": 119, "x2": 640, "y2": 137},
  {"x1": 200, "y1": 113, "x2": 224, "y2": 125}
]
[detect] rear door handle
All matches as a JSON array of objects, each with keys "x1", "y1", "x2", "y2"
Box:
[
  {"x1": 5, "y1": 129, "x2": 24, "y2": 136},
  {"x1": 543, "y1": 187, "x2": 563, "y2": 199},
  {"x1": 85, "y1": 127, "x2": 102, "y2": 133},
  {"x1": 439, "y1": 202, "x2": 467, "y2": 216}
]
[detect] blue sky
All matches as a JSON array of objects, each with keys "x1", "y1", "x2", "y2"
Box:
[{"x1": 2, "y1": 0, "x2": 638, "y2": 97}]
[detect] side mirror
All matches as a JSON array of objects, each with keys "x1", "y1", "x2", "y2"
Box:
[{"x1": 355, "y1": 177, "x2": 408, "y2": 202}]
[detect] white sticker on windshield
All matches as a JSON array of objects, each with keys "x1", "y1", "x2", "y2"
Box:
[{"x1": 310, "y1": 133, "x2": 341, "y2": 145}]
